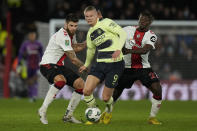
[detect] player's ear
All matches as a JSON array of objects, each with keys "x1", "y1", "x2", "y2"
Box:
[{"x1": 64, "y1": 22, "x2": 68, "y2": 29}]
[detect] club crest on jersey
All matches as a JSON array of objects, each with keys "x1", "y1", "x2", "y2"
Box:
[
  {"x1": 137, "y1": 34, "x2": 141, "y2": 38},
  {"x1": 65, "y1": 40, "x2": 69, "y2": 46},
  {"x1": 97, "y1": 28, "x2": 102, "y2": 35}
]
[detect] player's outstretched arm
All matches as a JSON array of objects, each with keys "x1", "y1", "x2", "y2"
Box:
[
  {"x1": 65, "y1": 50, "x2": 84, "y2": 68},
  {"x1": 72, "y1": 41, "x2": 87, "y2": 52},
  {"x1": 123, "y1": 44, "x2": 153, "y2": 55}
]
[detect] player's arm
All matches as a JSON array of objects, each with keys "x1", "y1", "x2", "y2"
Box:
[
  {"x1": 72, "y1": 41, "x2": 87, "y2": 52},
  {"x1": 122, "y1": 44, "x2": 153, "y2": 55},
  {"x1": 58, "y1": 35, "x2": 84, "y2": 68},
  {"x1": 65, "y1": 50, "x2": 84, "y2": 68},
  {"x1": 123, "y1": 34, "x2": 157, "y2": 55}
]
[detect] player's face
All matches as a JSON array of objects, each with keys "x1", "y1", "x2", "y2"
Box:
[
  {"x1": 28, "y1": 32, "x2": 36, "y2": 42},
  {"x1": 138, "y1": 15, "x2": 151, "y2": 29},
  {"x1": 84, "y1": 10, "x2": 98, "y2": 26},
  {"x1": 66, "y1": 21, "x2": 78, "y2": 35}
]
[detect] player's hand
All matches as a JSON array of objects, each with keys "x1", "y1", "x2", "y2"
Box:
[
  {"x1": 79, "y1": 65, "x2": 88, "y2": 73},
  {"x1": 122, "y1": 47, "x2": 130, "y2": 55},
  {"x1": 83, "y1": 41, "x2": 87, "y2": 48},
  {"x1": 112, "y1": 50, "x2": 121, "y2": 61}
]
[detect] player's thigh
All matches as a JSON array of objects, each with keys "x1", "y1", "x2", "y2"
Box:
[
  {"x1": 40, "y1": 64, "x2": 66, "y2": 84},
  {"x1": 140, "y1": 68, "x2": 159, "y2": 88},
  {"x1": 105, "y1": 61, "x2": 125, "y2": 88},
  {"x1": 61, "y1": 66, "x2": 80, "y2": 87},
  {"x1": 83, "y1": 75, "x2": 100, "y2": 96},
  {"x1": 88, "y1": 62, "x2": 105, "y2": 83},
  {"x1": 102, "y1": 85, "x2": 114, "y2": 102},
  {"x1": 117, "y1": 69, "x2": 136, "y2": 89}
]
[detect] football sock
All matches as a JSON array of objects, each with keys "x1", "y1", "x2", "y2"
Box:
[
  {"x1": 84, "y1": 94, "x2": 96, "y2": 108},
  {"x1": 41, "y1": 84, "x2": 59, "y2": 111},
  {"x1": 65, "y1": 91, "x2": 82, "y2": 116},
  {"x1": 150, "y1": 98, "x2": 162, "y2": 117},
  {"x1": 105, "y1": 97, "x2": 113, "y2": 113}
]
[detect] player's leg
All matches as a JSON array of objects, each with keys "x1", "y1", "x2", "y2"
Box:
[
  {"x1": 83, "y1": 75, "x2": 101, "y2": 125},
  {"x1": 27, "y1": 69, "x2": 38, "y2": 102},
  {"x1": 112, "y1": 68, "x2": 135, "y2": 103},
  {"x1": 101, "y1": 60, "x2": 125, "y2": 124},
  {"x1": 83, "y1": 63, "x2": 104, "y2": 108},
  {"x1": 100, "y1": 86, "x2": 114, "y2": 124},
  {"x1": 141, "y1": 69, "x2": 162, "y2": 125},
  {"x1": 38, "y1": 65, "x2": 67, "y2": 124},
  {"x1": 83, "y1": 75, "x2": 100, "y2": 107},
  {"x1": 39, "y1": 74, "x2": 66, "y2": 124},
  {"x1": 148, "y1": 82, "x2": 162, "y2": 125},
  {"x1": 62, "y1": 71, "x2": 84, "y2": 123}
]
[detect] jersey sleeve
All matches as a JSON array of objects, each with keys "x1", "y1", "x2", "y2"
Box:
[
  {"x1": 123, "y1": 26, "x2": 133, "y2": 49},
  {"x1": 145, "y1": 33, "x2": 157, "y2": 49},
  {"x1": 84, "y1": 32, "x2": 96, "y2": 67},
  {"x1": 104, "y1": 18, "x2": 127, "y2": 49},
  {"x1": 56, "y1": 33, "x2": 73, "y2": 51}
]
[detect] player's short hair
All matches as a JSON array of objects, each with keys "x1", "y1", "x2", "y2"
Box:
[
  {"x1": 84, "y1": 6, "x2": 97, "y2": 13},
  {"x1": 140, "y1": 11, "x2": 154, "y2": 22},
  {"x1": 65, "y1": 13, "x2": 79, "y2": 23}
]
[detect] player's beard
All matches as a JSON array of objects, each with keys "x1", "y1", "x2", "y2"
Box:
[{"x1": 66, "y1": 29, "x2": 74, "y2": 36}]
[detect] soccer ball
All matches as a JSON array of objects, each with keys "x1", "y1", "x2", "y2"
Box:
[{"x1": 85, "y1": 107, "x2": 101, "y2": 122}]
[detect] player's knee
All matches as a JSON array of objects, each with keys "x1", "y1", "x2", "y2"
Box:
[
  {"x1": 83, "y1": 88, "x2": 92, "y2": 96},
  {"x1": 54, "y1": 81, "x2": 66, "y2": 89},
  {"x1": 102, "y1": 95, "x2": 110, "y2": 102},
  {"x1": 73, "y1": 78, "x2": 84, "y2": 89}
]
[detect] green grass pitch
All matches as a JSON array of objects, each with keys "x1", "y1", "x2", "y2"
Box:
[{"x1": 0, "y1": 99, "x2": 197, "y2": 131}]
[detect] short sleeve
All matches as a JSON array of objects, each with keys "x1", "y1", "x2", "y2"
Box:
[
  {"x1": 145, "y1": 33, "x2": 157, "y2": 49},
  {"x1": 56, "y1": 33, "x2": 73, "y2": 51}
]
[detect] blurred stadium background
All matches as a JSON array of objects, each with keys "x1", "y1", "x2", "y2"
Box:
[{"x1": 0, "y1": 0, "x2": 197, "y2": 100}]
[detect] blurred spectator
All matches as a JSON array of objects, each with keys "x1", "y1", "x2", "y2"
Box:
[
  {"x1": 17, "y1": 30, "x2": 43, "y2": 102},
  {"x1": 9, "y1": 57, "x2": 27, "y2": 98}
]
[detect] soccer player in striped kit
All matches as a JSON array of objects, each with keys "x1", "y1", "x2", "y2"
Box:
[
  {"x1": 38, "y1": 13, "x2": 86, "y2": 124},
  {"x1": 113, "y1": 11, "x2": 163, "y2": 125}
]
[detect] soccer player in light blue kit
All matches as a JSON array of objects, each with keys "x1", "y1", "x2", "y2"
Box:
[{"x1": 79, "y1": 6, "x2": 127, "y2": 124}]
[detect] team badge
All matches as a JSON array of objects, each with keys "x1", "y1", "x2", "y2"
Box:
[
  {"x1": 65, "y1": 40, "x2": 69, "y2": 46},
  {"x1": 137, "y1": 34, "x2": 140, "y2": 38},
  {"x1": 97, "y1": 29, "x2": 102, "y2": 35}
]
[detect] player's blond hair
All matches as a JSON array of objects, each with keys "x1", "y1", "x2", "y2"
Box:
[{"x1": 84, "y1": 6, "x2": 97, "y2": 13}]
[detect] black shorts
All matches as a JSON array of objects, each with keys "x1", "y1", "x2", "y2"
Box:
[
  {"x1": 40, "y1": 64, "x2": 80, "y2": 87},
  {"x1": 89, "y1": 60, "x2": 125, "y2": 88},
  {"x1": 117, "y1": 68, "x2": 159, "y2": 89}
]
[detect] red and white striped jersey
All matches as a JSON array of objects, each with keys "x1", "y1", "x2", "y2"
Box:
[
  {"x1": 40, "y1": 28, "x2": 77, "y2": 66},
  {"x1": 123, "y1": 26, "x2": 157, "y2": 68}
]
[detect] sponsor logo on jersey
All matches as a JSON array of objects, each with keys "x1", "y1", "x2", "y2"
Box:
[{"x1": 150, "y1": 36, "x2": 156, "y2": 42}]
